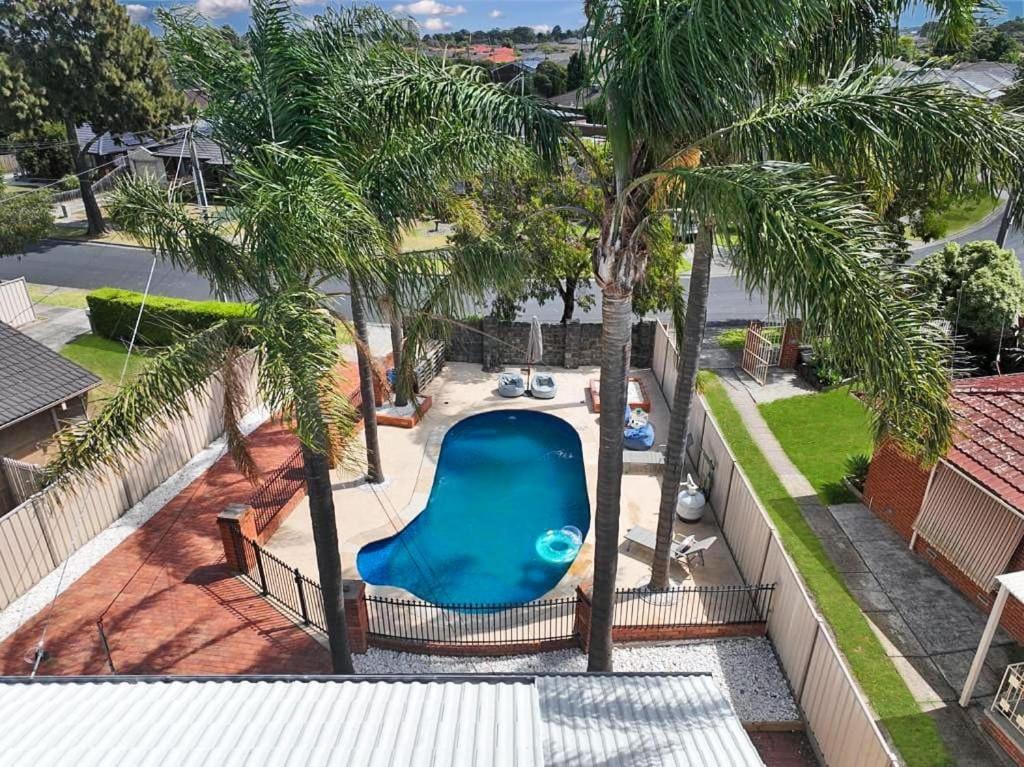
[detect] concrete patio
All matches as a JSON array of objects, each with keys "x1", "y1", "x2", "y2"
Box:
[{"x1": 265, "y1": 362, "x2": 745, "y2": 604}]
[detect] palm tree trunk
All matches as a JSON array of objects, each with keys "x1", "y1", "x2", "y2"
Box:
[
  {"x1": 300, "y1": 441, "x2": 354, "y2": 673},
  {"x1": 387, "y1": 300, "x2": 408, "y2": 408},
  {"x1": 350, "y1": 275, "x2": 384, "y2": 483},
  {"x1": 63, "y1": 116, "x2": 106, "y2": 235},
  {"x1": 587, "y1": 288, "x2": 633, "y2": 672},
  {"x1": 650, "y1": 224, "x2": 714, "y2": 589}
]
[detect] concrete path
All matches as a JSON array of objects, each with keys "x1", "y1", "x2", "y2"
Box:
[
  {"x1": 18, "y1": 304, "x2": 90, "y2": 351},
  {"x1": 719, "y1": 370, "x2": 1014, "y2": 766}
]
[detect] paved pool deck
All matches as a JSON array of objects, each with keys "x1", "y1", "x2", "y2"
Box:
[{"x1": 266, "y1": 363, "x2": 745, "y2": 603}]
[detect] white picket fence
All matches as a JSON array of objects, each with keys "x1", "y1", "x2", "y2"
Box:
[
  {"x1": 651, "y1": 320, "x2": 898, "y2": 767},
  {"x1": 0, "y1": 353, "x2": 260, "y2": 612}
]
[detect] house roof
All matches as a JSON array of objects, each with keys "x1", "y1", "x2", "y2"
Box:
[
  {"x1": 149, "y1": 132, "x2": 229, "y2": 165},
  {"x1": 892, "y1": 61, "x2": 1016, "y2": 101},
  {"x1": 948, "y1": 373, "x2": 1024, "y2": 514},
  {"x1": 75, "y1": 124, "x2": 156, "y2": 156},
  {"x1": 0, "y1": 322, "x2": 100, "y2": 431},
  {"x1": 0, "y1": 673, "x2": 763, "y2": 766}
]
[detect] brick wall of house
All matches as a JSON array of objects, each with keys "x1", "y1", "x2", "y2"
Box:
[
  {"x1": 913, "y1": 534, "x2": 1024, "y2": 644},
  {"x1": 863, "y1": 440, "x2": 931, "y2": 540}
]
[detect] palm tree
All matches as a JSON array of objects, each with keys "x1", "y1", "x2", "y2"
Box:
[
  {"x1": 574, "y1": 0, "x2": 1024, "y2": 670},
  {"x1": 157, "y1": 0, "x2": 563, "y2": 479},
  {"x1": 50, "y1": 147, "x2": 393, "y2": 674}
]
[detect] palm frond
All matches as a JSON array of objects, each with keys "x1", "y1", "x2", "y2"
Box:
[
  {"x1": 649, "y1": 161, "x2": 954, "y2": 460},
  {"x1": 44, "y1": 322, "x2": 246, "y2": 485}
]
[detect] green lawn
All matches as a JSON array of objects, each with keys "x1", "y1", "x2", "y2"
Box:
[
  {"x1": 759, "y1": 387, "x2": 874, "y2": 504},
  {"x1": 939, "y1": 193, "x2": 1000, "y2": 235},
  {"x1": 716, "y1": 326, "x2": 779, "y2": 351},
  {"x1": 26, "y1": 283, "x2": 91, "y2": 309},
  {"x1": 59, "y1": 334, "x2": 150, "y2": 414},
  {"x1": 702, "y1": 375, "x2": 950, "y2": 767}
]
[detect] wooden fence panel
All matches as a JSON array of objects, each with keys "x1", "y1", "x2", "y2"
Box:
[{"x1": 0, "y1": 278, "x2": 35, "y2": 327}]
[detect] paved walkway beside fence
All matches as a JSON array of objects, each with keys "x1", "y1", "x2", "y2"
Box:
[
  {"x1": 0, "y1": 421, "x2": 330, "y2": 676},
  {"x1": 720, "y1": 370, "x2": 1014, "y2": 766}
]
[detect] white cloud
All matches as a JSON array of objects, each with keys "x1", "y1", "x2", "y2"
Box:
[
  {"x1": 488, "y1": 9, "x2": 503, "y2": 18},
  {"x1": 195, "y1": 0, "x2": 249, "y2": 17},
  {"x1": 124, "y1": 3, "x2": 151, "y2": 22},
  {"x1": 530, "y1": 24, "x2": 552, "y2": 33},
  {"x1": 392, "y1": 1, "x2": 465, "y2": 16},
  {"x1": 421, "y1": 16, "x2": 451, "y2": 31}
]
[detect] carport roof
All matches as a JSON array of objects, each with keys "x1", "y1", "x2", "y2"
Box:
[{"x1": 949, "y1": 374, "x2": 1024, "y2": 515}]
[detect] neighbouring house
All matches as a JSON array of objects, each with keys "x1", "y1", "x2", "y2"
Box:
[
  {"x1": 0, "y1": 673, "x2": 764, "y2": 766},
  {"x1": 0, "y1": 321, "x2": 99, "y2": 513},
  {"x1": 864, "y1": 373, "x2": 1024, "y2": 640}
]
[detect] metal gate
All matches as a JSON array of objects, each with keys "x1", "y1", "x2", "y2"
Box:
[{"x1": 741, "y1": 319, "x2": 782, "y2": 385}]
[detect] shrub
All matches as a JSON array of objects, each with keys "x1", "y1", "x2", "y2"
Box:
[
  {"x1": 915, "y1": 240, "x2": 1024, "y2": 339},
  {"x1": 59, "y1": 175, "x2": 79, "y2": 191},
  {"x1": 86, "y1": 288, "x2": 254, "y2": 347},
  {"x1": 11, "y1": 122, "x2": 74, "y2": 179},
  {"x1": 0, "y1": 183, "x2": 53, "y2": 256},
  {"x1": 845, "y1": 453, "x2": 871, "y2": 490}
]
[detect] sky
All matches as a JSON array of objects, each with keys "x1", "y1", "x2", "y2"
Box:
[
  {"x1": 120, "y1": 0, "x2": 588, "y2": 35},
  {"x1": 120, "y1": 0, "x2": 1024, "y2": 37}
]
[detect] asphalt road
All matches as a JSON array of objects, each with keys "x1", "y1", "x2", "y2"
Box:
[
  {"x1": 912, "y1": 206, "x2": 1021, "y2": 263},
  {"x1": 0, "y1": 239, "x2": 771, "y2": 324}
]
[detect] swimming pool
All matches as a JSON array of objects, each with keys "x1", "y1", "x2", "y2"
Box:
[{"x1": 356, "y1": 410, "x2": 590, "y2": 605}]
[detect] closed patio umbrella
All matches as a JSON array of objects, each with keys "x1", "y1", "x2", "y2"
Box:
[{"x1": 526, "y1": 316, "x2": 543, "y2": 394}]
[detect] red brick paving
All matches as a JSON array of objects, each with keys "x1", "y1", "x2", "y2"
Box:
[{"x1": 0, "y1": 420, "x2": 330, "y2": 676}]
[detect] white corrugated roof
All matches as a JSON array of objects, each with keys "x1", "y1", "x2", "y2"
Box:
[
  {"x1": 539, "y1": 674, "x2": 763, "y2": 766},
  {"x1": 0, "y1": 673, "x2": 761, "y2": 767}
]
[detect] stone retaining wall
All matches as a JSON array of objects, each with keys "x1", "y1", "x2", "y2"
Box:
[{"x1": 445, "y1": 319, "x2": 656, "y2": 371}]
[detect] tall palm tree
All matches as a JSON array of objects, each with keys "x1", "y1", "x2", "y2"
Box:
[
  {"x1": 157, "y1": 0, "x2": 563, "y2": 480},
  {"x1": 574, "y1": 0, "x2": 1024, "y2": 671},
  {"x1": 50, "y1": 147, "x2": 393, "y2": 674}
]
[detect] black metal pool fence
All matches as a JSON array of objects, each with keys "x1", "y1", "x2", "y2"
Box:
[{"x1": 228, "y1": 530, "x2": 775, "y2": 649}]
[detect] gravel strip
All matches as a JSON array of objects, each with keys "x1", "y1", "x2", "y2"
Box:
[{"x1": 355, "y1": 637, "x2": 800, "y2": 723}]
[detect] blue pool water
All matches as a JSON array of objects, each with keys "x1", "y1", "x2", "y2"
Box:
[{"x1": 356, "y1": 410, "x2": 590, "y2": 605}]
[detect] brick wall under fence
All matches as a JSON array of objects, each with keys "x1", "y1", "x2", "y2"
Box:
[
  {"x1": 650, "y1": 319, "x2": 899, "y2": 767},
  {"x1": 445, "y1": 319, "x2": 656, "y2": 371}
]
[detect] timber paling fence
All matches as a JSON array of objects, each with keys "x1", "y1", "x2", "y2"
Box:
[
  {"x1": 226, "y1": 526, "x2": 774, "y2": 650},
  {"x1": 652, "y1": 320, "x2": 899, "y2": 767}
]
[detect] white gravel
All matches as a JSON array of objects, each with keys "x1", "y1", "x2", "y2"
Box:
[{"x1": 354, "y1": 637, "x2": 800, "y2": 723}]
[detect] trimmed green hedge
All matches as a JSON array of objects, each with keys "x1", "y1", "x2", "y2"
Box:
[{"x1": 86, "y1": 288, "x2": 253, "y2": 347}]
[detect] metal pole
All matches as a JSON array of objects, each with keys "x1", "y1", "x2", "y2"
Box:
[
  {"x1": 187, "y1": 124, "x2": 209, "y2": 219},
  {"x1": 960, "y1": 582, "x2": 1009, "y2": 707}
]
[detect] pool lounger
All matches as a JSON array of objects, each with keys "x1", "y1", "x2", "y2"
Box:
[
  {"x1": 531, "y1": 373, "x2": 557, "y2": 399},
  {"x1": 623, "y1": 526, "x2": 716, "y2": 566},
  {"x1": 497, "y1": 372, "x2": 526, "y2": 397}
]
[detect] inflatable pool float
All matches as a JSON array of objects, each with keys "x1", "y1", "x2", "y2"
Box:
[{"x1": 536, "y1": 525, "x2": 584, "y2": 563}]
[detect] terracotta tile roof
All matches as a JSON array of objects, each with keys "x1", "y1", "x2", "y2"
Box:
[{"x1": 948, "y1": 374, "x2": 1024, "y2": 514}]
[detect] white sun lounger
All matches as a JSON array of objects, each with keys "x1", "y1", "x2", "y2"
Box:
[{"x1": 623, "y1": 526, "x2": 716, "y2": 566}]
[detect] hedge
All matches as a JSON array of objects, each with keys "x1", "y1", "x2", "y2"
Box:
[{"x1": 86, "y1": 288, "x2": 254, "y2": 347}]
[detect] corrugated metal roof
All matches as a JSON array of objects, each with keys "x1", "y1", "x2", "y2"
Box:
[
  {"x1": 538, "y1": 673, "x2": 763, "y2": 766},
  {"x1": 0, "y1": 677, "x2": 543, "y2": 767},
  {"x1": 0, "y1": 673, "x2": 761, "y2": 767},
  {"x1": 0, "y1": 321, "x2": 100, "y2": 429}
]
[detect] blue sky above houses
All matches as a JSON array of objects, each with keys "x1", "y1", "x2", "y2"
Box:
[
  {"x1": 120, "y1": 0, "x2": 1024, "y2": 36},
  {"x1": 120, "y1": 0, "x2": 588, "y2": 35}
]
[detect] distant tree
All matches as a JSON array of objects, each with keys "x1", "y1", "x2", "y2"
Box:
[
  {"x1": 566, "y1": 51, "x2": 586, "y2": 91},
  {"x1": 510, "y1": 26, "x2": 536, "y2": 43},
  {"x1": 894, "y1": 34, "x2": 920, "y2": 62},
  {"x1": 532, "y1": 60, "x2": 567, "y2": 97},
  {"x1": 10, "y1": 121, "x2": 72, "y2": 178},
  {"x1": 551, "y1": 25, "x2": 563, "y2": 39},
  {"x1": 968, "y1": 25, "x2": 1020, "y2": 62},
  {"x1": 916, "y1": 241, "x2": 1024, "y2": 344},
  {"x1": 0, "y1": 0, "x2": 186, "y2": 235},
  {"x1": 0, "y1": 178, "x2": 53, "y2": 257},
  {"x1": 1002, "y1": 60, "x2": 1024, "y2": 106}
]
